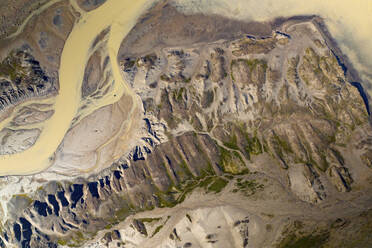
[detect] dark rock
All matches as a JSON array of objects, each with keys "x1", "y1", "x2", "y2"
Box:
[
  {"x1": 70, "y1": 184, "x2": 84, "y2": 209},
  {"x1": 88, "y1": 182, "x2": 99, "y2": 198},
  {"x1": 47, "y1": 195, "x2": 60, "y2": 216},
  {"x1": 33, "y1": 201, "x2": 49, "y2": 217},
  {"x1": 57, "y1": 191, "x2": 69, "y2": 207},
  {"x1": 13, "y1": 223, "x2": 21, "y2": 242}
]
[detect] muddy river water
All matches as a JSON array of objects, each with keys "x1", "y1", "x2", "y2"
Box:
[
  {"x1": 0, "y1": 0, "x2": 152, "y2": 176},
  {"x1": 0, "y1": 0, "x2": 370, "y2": 176}
]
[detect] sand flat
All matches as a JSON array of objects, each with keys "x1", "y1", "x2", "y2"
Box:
[{"x1": 0, "y1": 0, "x2": 151, "y2": 176}]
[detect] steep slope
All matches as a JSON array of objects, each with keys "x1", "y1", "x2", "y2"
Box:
[
  {"x1": 0, "y1": 12, "x2": 371, "y2": 248},
  {"x1": 0, "y1": 0, "x2": 78, "y2": 158}
]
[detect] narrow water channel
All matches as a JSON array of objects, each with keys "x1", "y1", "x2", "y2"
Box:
[{"x1": 0, "y1": 0, "x2": 152, "y2": 176}]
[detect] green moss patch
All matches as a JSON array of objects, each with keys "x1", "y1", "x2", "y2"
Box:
[
  {"x1": 207, "y1": 177, "x2": 228, "y2": 193},
  {"x1": 219, "y1": 146, "x2": 248, "y2": 174},
  {"x1": 138, "y1": 217, "x2": 161, "y2": 223},
  {"x1": 278, "y1": 232, "x2": 329, "y2": 248},
  {"x1": 232, "y1": 178, "x2": 264, "y2": 196}
]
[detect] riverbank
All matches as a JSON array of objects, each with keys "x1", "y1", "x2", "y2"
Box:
[{"x1": 0, "y1": 0, "x2": 153, "y2": 176}]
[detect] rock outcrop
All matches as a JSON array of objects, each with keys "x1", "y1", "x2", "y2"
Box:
[
  {"x1": 0, "y1": 51, "x2": 55, "y2": 110},
  {"x1": 0, "y1": 0, "x2": 78, "y2": 113},
  {"x1": 0, "y1": 7, "x2": 371, "y2": 248}
]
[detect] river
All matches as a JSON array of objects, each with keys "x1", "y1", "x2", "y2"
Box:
[
  {"x1": 0, "y1": 0, "x2": 152, "y2": 176},
  {"x1": 1, "y1": 0, "x2": 370, "y2": 176}
]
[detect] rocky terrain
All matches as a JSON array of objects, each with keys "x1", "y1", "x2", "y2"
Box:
[
  {"x1": 0, "y1": 0, "x2": 371, "y2": 247},
  {"x1": 0, "y1": 0, "x2": 78, "y2": 157},
  {"x1": 0, "y1": 2, "x2": 371, "y2": 245},
  {"x1": 0, "y1": 0, "x2": 78, "y2": 106},
  {"x1": 0, "y1": 50, "x2": 54, "y2": 110}
]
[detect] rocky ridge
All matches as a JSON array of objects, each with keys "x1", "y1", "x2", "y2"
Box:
[
  {"x1": 0, "y1": 0, "x2": 78, "y2": 157},
  {"x1": 0, "y1": 0, "x2": 78, "y2": 113},
  {"x1": 0, "y1": 50, "x2": 55, "y2": 111},
  {"x1": 0, "y1": 15, "x2": 371, "y2": 248}
]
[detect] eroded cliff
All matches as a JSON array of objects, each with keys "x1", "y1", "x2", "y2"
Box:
[{"x1": 0, "y1": 12, "x2": 371, "y2": 248}]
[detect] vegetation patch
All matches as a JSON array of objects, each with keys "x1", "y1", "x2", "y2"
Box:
[
  {"x1": 176, "y1": 175, "x2": 228, "y2": 203},
  {"x1": 245, "y1": 59, "x2": 268, "y2": 71},
  {"x1": 197, "y1": 176, "x2": 229, "y2": 194},
  {"x1": 223, "y1": 134, "x2": 239, "y2": 151},
  {"x1": 150, "y1": 216, "x2": 170, "y2": 238},
  {"x1": 207, "y1": 177, "x2": 228, "y2": 193},
  {"x1": 272, "y1": 133, "x2": 293, "y2": 154},
  {"x1": 173, "y1": 87, "x2": 185, "y2": 102},
  {"x1": 13, "y1": 194, "x2": 33, "y2": 206},
  {"x1": 59, "y1": 231, "x2": 91, "y2": 248},
  {"x1": 151, "y1": 224, "x2": 164, "y2": 238},
  {"x1": 232, "y1": 178, "x2": 264, "y2": 196},
  {"x1": 0, "y1": 51, "x2": 25, "y2": 80},
  {"x1": 245, "y1": 133, "x2": 263, "y2": 156},
  {"x1": 57, "y1": 239, "x2": 68, "y2": 246},
  {"x1": 138, "y1": 217, "x2": 161, "y2": 224},
  {"x1": 278, "y1": 232, "x2": 329, "y2": 248},
  {"x1": 219, "y1": 146, "x2": 248, "y2": 174},
  {"x1": 115, "y1": 202, "x2": 135, "y2": 220}
]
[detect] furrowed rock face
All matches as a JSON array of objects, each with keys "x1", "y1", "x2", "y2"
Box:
[
  {"x1": 0, "y1": 0, "x2": 78, "y2": 112},
  {"x1": 121, "y1": 19, "x2": 369, "y2": 199},
  {"x1": 0, "y1": 51, "x2": 54, "y2": 110},
  {"x1": 0, "y1": 0, "x2": 77, "y2": 158},
  {"x1": 1, "y1": 13, "x2": 371, "y2": 248}
]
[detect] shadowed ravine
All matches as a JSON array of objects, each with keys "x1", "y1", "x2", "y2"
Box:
[
  {"x1": 0, "y1": 1, "x2": 371, "y2": 248},
  {"x1": 1, "y1": 9, "x2": 372, "y2": 246}
]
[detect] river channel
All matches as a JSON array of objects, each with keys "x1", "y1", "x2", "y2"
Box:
[{"x1": 0, "y1": 0, "x2": 152, "y2": 176}]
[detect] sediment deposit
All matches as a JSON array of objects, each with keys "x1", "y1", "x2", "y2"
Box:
[{"x1": 0, "y1": 1, "x2": 371, "y2": 248}]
